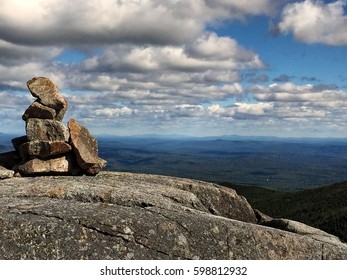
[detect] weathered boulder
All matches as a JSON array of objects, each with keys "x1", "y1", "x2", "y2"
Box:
[
  {"x1": 68, "y1": 119, "x2": 106, "y2": 175},
  {"x1": 26, "y1": 119, "x2": 69, "y2": 142},
  {"x1": 18, "y1": 155, "x2": 79, "y2": 175},
  {"x1": 0, "y1": 166, "x2": 14, "y2": 179},
  {"x1": 19, "y1": 141, "x2": 72, "y2": 160},
  {"x1": 22, "y1": 101, "x2": 56, "y2": 121},
  {"x1": 0, "y1": 172, "x2": 346, "y2": 260},
  {"x1": 27, "y1": 77, "x2": 66, "y2": 110}
]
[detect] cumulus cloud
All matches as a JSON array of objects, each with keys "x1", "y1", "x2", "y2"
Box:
[
  {"x1": 252, "y1": 82, "x2": 346, "y2": 104},
  {"x1": 0, "y1": 40, "x2": 61, "y2": 66},
  {"x1": 248, "y1": 82, "x2": 347, "y2": 123},
  {"x1": 50, "y1": 29, "x2": 260, "y2": 115},
  {"x1": 56, "y1": 78, "x2": 347, "y2": 137},
  {"x1": 0, "y1": 0, "x2": 274, "y2": 47},
  {"x1": 81, "y1": 33, "x2": 264, "y2": 75},
  {"x1": 0, "y1": 0, "x2": 266, "y2": 120},
  {"x1": 279, "y1": 0, "x2": 347, "y2": 45},
  {"x1": 0, "y1": 0, "x2": 200, "y2": 46},
  {"x1": 93, "y1": 107, "x2": 136, "y2": 118},
  {"x1": 234, "y1": 102, "x2": 274, "y2": 117}
]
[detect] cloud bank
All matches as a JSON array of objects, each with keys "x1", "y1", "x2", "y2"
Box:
[{"x1": 0, "y1": 0, "x2": 346, "y2": 137}]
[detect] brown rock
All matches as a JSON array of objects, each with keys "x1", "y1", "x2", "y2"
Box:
[
  {"x1": 55, "y1": 98, "x2": 68, "y2": 122},
  {"x1": 22, "y1": 100, "x2": 56, "y2": 121},
  {"x1": 19, "y1": 141, "x2": 72, "y2": 159},
  {"x1": 27, "y1": 77, "x2": 66, "y2": 110},
  {"x1": 18, "y1": 155, "x2": 80, "y2": 175},
  {"x1": 67, "y1": 119, "x2": 106, "y2": 175},
  {"x1": 26, "y1": 119, "x2": 69, "y2": 142}
]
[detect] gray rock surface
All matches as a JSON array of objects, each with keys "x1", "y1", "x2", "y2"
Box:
[
  {"x1": 26, "y1": 119, "x2": 69, "y2": 142},
  {"x1": 0, "y1": 172, "x2": 346, "y2": 260},
  {"x1": 0, "y1": 166, "x2": 14, "y2": 179},
  {"x1": 68, "y1": 119, "x2": 106, "y2": 175}
]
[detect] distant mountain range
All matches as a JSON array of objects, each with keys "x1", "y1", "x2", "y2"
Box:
[
  {"x1": 1, "y1": 132, "x2": 347, "y2": 190},
  {"x1": 97, "y1": 133, "x2": 347, "y2": 143},
  {"x1": 2, "y1": 131, "x2": 347, "y2": 142},
  {"x1": 96, "y1": 136, "x2": 347, "y2": 190}
]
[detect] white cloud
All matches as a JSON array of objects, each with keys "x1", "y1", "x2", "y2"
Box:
[
  {"x1": 0, "y1": 0, "x2": 274, "y2": 47},
  {"x1": 207, "y1": 104, "x2": 226, "y2": 115},
  {"x1": 235, "y1": 102, "x2": 274, "y2": 117},
  {"x1": 279, "y1": 0, "x2": 347, "y2": 45},
  {"x1": 0, "y1": 0, "x2": 200, "y2": 45},
  {"x1": 93, "y1": 107, "x2": 135, "y2": 117},
  {"x1": 81, "y1": 33, "x2": 264, "y2": 74},
  {"x1": 247, "y1": 82, "x2": 347, "y2": 125},
  {"x1": 252, "y1": 82, "x2": 347, "y2": 106},
  {"x1": 186, "y1": 32, "x2": 259, "y2": 62}
]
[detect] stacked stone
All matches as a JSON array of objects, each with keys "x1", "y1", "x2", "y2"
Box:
[{"x1": 9, "y1": 77, "x2": 106, "y2": 176}]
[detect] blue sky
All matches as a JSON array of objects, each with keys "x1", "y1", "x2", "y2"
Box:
[
  {"x1": 1, "y1": 0, "x2": 347, "y2": 137},
  {"x1": 215, "y1": 16, "x2": 347, "y2": 88}
]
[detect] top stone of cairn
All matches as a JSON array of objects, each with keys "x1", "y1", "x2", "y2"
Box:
[{"x1": 27, "y1": 77, "x2": 66, "y2": 110}]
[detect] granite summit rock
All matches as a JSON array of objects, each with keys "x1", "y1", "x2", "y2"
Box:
[{"x1": 0, "y1": 172, "x2": 346, "y2": 260}]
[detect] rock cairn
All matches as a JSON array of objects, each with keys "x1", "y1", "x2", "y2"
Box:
[{"x1": 4, "y1": 77, "x2": 106, "y2": 177}]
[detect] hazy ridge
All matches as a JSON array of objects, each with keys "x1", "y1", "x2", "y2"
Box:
[
  {"x1": 2, "y1": 133, "x2": 347, "y2": 190},
  {"x1": 96, "y1": 135, "x2": 347, "y2": 190}
]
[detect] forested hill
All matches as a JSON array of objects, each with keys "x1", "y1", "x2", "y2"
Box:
[
  {"x1": 2, "y1": 135, "x2": 347, "y2": 190},
  {"x1": 220, "y1": 181, "x2": 347, "y2": 243}
]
